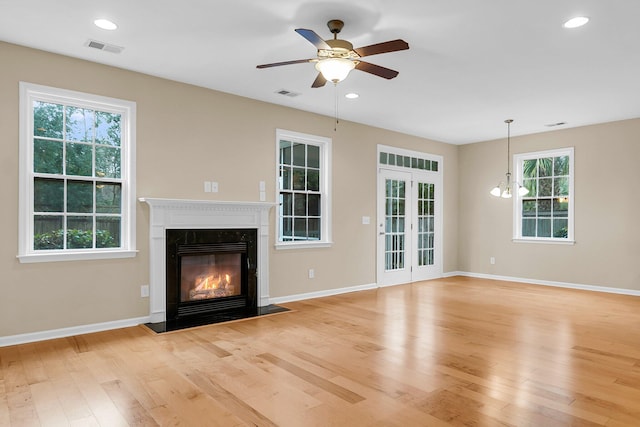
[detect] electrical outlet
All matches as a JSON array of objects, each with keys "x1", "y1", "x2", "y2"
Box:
[
  {"x1": 211, "y1": 182, "x2": 219, "y2": 193},
  {"x1": 141, "y1": 284, "x2": 150, "y2": 297},
  {"x1": 308, "y1": 269, "x2": 314, "y2": 279},
  {"x1": 490, "y1": 257, "x2": 496, "y2": 265},
  {"x1": 362, "y1": 216, "x2": 370, "y2": 225}
]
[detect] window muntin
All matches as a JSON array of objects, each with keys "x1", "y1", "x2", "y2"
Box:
[
  {"x1": 515, "y1": 148, "x2": 574, "y2": 242},
  {"x1": 276, "y1": 129, "x2": 331, "y2": 248},
  {"x1": 19, "y1": 83, "x2": 136, "y2": 262}
]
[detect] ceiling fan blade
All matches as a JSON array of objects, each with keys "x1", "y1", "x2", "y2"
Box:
[
  {"x1": 353, "y1": 39, "x2": 409, "y2": 58},
  {"x1": 311, "y1": 73, "x2": 327, "y2": 88},
  {"x1": 295, "y1": 28, "x2": 331, "y2": 50},
  {"x1": 355, "y1": 61, "x2": 399, "y2": 79},
  {"x1": 256, "y1": 58, "x2": 316, "y2": 69}
]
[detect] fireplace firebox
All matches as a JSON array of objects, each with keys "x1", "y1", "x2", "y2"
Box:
[{"x1": 166, "y1": 228, "x2": 258, "y2": 323}]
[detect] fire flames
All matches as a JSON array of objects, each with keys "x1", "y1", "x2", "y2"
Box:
[{"x1": 189, "y1": 273, "x2": 235, "y2": 300}]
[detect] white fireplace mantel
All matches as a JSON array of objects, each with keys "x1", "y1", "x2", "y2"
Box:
[{"x1": 139, "y1": 197, "x2": 275, "y2": 323}]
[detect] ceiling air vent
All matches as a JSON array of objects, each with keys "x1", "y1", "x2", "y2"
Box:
[
  {"x1": 275, "y1": 89, "x2": 300, "y2": 98},
  {"x1": 86, "y1": 39, "x2": 124, "y2": 54}
]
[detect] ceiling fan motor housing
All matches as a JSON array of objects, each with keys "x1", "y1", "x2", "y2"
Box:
[{"x1": 319, "y1": 39, "x2": 359, "y2": 60}]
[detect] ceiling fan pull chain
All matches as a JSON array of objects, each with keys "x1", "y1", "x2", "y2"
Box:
[{"x1": 334, "y1": 83, "x2": 339, "y2": 131}]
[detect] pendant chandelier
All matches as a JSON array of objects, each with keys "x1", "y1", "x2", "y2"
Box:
[{"x1": 490, "y1": 119, "x2": 529, "y2": 199}]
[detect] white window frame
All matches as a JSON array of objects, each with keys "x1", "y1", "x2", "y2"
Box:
[
  {"x1": 275, "y1": 129, "x2": 332, "y2": 250},
  {"x1": 513, "y1": 147, "x2": 575, "y2": 244},
  {"x1": 18, "y1": 82, "x2": 137, "y2": 263}
]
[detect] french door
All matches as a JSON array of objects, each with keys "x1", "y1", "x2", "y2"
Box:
[{"x1": 377, "y1": 166, "x2": 441, "y2": 286}]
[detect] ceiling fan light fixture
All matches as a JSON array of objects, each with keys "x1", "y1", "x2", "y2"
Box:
[{"x1": 315, "y1": 58, "x2": 356, "y2": 83}]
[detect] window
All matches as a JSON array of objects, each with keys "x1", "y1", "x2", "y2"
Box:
[
  {"x1": 379, "y1": 151, "x2": 438, "y2": 172},
  {"x1": 514, "y1": 147, "x2": 574, "y2": 243},
  {"x1": 18, "y1": 82, "x2": 137, "y2": 262},
  {"x1": 276, "y1": 129, "x2": 331, "y2": 248}
]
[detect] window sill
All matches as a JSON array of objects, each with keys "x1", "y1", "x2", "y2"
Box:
[
  {"x1": 275, "y1": 241, "x2": 333, "y2": 250},
  {"x1": 512, "y1": 238, "x2": 575, "y2": 246},
  {"x1": 17, "y1": 249, "x2": 138, "y2": 263}
]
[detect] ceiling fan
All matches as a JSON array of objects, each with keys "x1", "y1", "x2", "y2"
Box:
[{"x1": 257, "y1": 19, "x2": 409, "y2": 88}]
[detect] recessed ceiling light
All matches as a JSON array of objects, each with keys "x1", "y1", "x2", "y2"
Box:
[
  {"x1": 563, "y1": 16, "x2": 589, "y2": 29},
  {"x1": 94, "y1": 19, "x2": 118, "y2": 30},
  {"x1": 345, "y1": 93, "x2": 359, "y2": 99}
]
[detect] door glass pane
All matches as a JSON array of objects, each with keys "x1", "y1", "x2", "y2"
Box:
[
  {"x1": 384, "y1": 178, "x2": 406, "y2": 271},
  {"x1": 418, "y1": 182, "x2": 435, "y2": 266}
]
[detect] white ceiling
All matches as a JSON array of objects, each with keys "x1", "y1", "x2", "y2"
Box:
[{"x1": 1, "y1": 0, "x2": 639, "y2": 144}]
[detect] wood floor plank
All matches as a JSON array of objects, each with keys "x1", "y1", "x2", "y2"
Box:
[
  {"x1": 2, "y1": 277, "x2": 640, "y2": 425},
  {"x1": 257, "y1": 352, "x2": 365, "y2": 404}
]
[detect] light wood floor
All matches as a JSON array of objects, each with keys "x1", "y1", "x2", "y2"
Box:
[{"x1": 3, "y1": 276, "x2": 640, "y2": 426}]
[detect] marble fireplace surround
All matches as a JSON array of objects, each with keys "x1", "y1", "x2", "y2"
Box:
[{"x1": 140, "y1": 198, "x2": 275, "y2": 323}]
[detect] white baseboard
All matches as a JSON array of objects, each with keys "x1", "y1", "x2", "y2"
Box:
[
  {"x1": 270, "y1": 282, "x2": 378, "y2": 304},
  {"x1": 449, "y1": 271, "x2": 640, "y2": 297},
  {"x1": 0, "y1": 316, "x2": 151, "y2": 347}
]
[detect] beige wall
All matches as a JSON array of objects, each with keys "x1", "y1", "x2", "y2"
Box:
[
  {"x1": 458, "y1": 119, "x2": 640, "y2": 290},
  {"x1": 0, "y1": 42, "x2": 458, "y2": 337}
]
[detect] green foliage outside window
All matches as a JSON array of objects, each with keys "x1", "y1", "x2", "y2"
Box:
[
  {"x1": 520, "y1": 154, "x2": 570, "y2": 239},
  {"x1": 32, "y1": 101, "x2": 123, "y2": 251},
  {"x1": 34, "y1": 229, "x2": 116, "y2": 250}
]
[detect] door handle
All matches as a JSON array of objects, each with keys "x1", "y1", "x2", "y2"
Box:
[{"x1": 379, "y1": 232, "x2": 385, "y2": 235}]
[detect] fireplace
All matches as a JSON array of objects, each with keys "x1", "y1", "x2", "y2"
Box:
[
  {"x1": 140, "y1": 198, "x2": 286, "y2": 333},
  {"x1": 166, "y1": 229, "x2": 257, "y2": 321}
]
